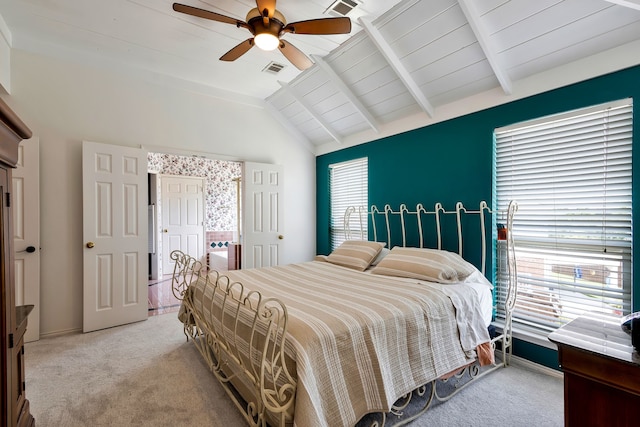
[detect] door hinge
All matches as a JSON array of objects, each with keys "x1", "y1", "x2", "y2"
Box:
[
  {"x1": 5, "y1": 192, "x2": 10, "y2": 208},
  {"x1": 8, "y1": 333, "x2": 13, "y2": 348}
]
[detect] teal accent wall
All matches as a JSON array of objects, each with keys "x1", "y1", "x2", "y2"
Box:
[{"x1": 316, "y1": 64, "x2": 640, "y2": 369}]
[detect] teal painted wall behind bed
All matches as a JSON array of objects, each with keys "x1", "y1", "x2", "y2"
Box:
[{"x1": 316, "y1": 64, "x2": 640, "y2": 370}]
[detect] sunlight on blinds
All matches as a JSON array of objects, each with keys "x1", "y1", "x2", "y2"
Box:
[
  {"x1": 329, "y1": 158, "x2": 368, "y2": 250},
  {"x1": 495, "y1": 99, "x2": 633, "y2": 336}
]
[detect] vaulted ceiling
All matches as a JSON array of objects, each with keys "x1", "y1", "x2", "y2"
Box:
[{"x1": 1, "y1": 0, "x2": 640, "y2": 153}]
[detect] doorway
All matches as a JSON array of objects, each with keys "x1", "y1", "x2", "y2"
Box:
[
  {"x1": 160, "y1": 175, "x2": 205, "y2": 273},
  {"x1": 146, "y1": 152, "x2": 242, "y2": 316}
]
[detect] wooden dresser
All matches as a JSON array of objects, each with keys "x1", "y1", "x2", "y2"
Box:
[
  {"x1": 548, "y1": 313, "x2": 640, "y2": 427},
  {"x1": 0, "y1": 97, "x2": 35, "y2": 427}
]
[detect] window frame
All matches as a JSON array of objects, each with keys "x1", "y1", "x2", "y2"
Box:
[
  {"x1": 329, "y1": 157, "x2": 368, "y2": 250},
  {"x1": 494, "y1": 99, "x2": 633, "y2": 343}
]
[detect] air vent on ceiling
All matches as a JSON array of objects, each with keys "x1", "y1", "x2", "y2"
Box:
[
  {"x1": 262, "y1": 61, "x2": 286, "y2": 74},
  {"x1": 325, "y1": 0, "x2": 360, "y2": 17}
]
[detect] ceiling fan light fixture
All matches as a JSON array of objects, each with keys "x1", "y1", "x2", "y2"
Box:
[
  {"x1": 254, "y1": 32, "x2": 280, "y2": 51},
  {"x1": 173, "y1": 2, "x2": 350, "y2": 69}
]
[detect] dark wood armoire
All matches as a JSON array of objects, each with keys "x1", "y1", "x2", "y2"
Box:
[{"x1": 0, "y1": 96, "x2": 35, "y2": 427}]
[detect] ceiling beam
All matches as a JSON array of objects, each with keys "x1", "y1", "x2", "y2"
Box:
[
  {"x1": 311, "y1": 55, "x2": 380, "y2": 134},
  {"x1": 458, "y1": 0, "x2": 512, "y2": 95},
  {"x1": 603, "y1": 0, "x2": 640, "y2": 11},
  {"x1": 262, "y1": 101, "x2": 315, "y2": 153},
  {"x1": 278, "y1": 81, "x2": 343, "y2": 144},
  {"x1": 358, "y1": 17, "x2": 435, "y2": 118}
]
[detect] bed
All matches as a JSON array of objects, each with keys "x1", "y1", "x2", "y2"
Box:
[{"x1": 171, "y1": 200, "x2": 518, "y2": 427}]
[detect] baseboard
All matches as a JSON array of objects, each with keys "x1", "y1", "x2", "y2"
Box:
[
  {"x1": 510, "y1": 354, "x2": 564, "y2": 379},
  {"x1": 38, "y1": 327, "x2": 83, "y2": 339}
]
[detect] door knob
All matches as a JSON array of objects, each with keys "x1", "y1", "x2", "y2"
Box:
[
  {"x1": 17, "y1": 246, "x2": 37, "y2": 253},
  {"x1": 278, "y1": 235, "x2": 284, "y2": 240},
  {"x1": 163, "y1": 229, "x2": 168, "y2": 233},
  {"x1": 86, "y1": 242, "x2": 95, "y2": 248}
]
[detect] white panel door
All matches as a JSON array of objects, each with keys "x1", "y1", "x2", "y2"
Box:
[
  {"x1": 161, "y1": 176, "x2": 205, "y2": 274},
  {"x1": 82, "y1": 141, "x2": 148, "y2": 333},
  {"x1": 242, "y1": 162, "x2": 283, "y2": 269},
  {"x1": 13, "y1": 137, "x2": 40, "y2": 342}
]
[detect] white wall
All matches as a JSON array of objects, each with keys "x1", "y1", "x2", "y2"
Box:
[
  {"x1": 3, "y1": 49, "x2": 316, "y2": 337},
  {"x1": 0, "y1": 17, "x2": 10, "y2": 93}
]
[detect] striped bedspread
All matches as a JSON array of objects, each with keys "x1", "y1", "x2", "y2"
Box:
[{"x1": 192, "y1": 260, "x2": 491, "y2": 427}]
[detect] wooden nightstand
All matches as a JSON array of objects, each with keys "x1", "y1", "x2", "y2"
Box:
[{"x1": 548, "y1": 313, "x2": 640, "y2": 427}]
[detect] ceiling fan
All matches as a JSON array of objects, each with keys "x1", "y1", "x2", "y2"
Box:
[{"x1": 172, "y1": 1, "x2": 352, "y2": 70}]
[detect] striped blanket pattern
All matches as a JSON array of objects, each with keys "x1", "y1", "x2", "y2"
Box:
[{"x1": 190, "y1": 261, "x2": 489, "y2": 427}]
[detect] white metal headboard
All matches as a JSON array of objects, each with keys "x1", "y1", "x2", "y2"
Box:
[{"x1": 344, "y1": 200, "x2": 518, "y2": 277}]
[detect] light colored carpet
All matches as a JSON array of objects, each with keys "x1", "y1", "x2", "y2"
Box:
[{"x1": 26, "y1": 313, "x2": 564, "y2": 426}]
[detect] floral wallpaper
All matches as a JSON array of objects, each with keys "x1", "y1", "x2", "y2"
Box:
[{"x1": 148, "y1": 152, "x2": 241, "y2": 232}]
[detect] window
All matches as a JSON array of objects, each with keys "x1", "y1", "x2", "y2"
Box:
[
  {"x1": 495, "y1": 99, "x2": 633, "y2": 338},
  {"x1": 329, "y1": 158, "x2": 368, "y2": 250}
]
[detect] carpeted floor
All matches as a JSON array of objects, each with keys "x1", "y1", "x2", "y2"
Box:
[{"x1": 25, "y1": 313, "x2": 564, "y2": 426}]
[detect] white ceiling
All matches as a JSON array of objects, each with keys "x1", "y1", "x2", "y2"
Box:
[{"x1": 2, "y1": 0, "x2": 640, "y2": 151}]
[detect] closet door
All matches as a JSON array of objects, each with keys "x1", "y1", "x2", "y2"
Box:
[{"x1": 13, "y1": 137, "x2": 40, "y2": 342}]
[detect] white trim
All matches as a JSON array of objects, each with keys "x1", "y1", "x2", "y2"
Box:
[
  {"x1": 140, "y1": 144, "x2": 243, "y2": 162},
  {"x1": 604, "y1": 0, "x2": 640, "y2": 11},
  {"x1": 39, "y1": 327, "x2": 83, "y2": 338},
  {"x1": 510, "y1": 354, "x2": 564, "y2": 379},
  {"x1": 358, "y1": 16, "x2": 435, "y2": 117},
  {"x1": 496, "y1": 97, "x2": 633, "y2": 133},
  {"x1": 328, "y1": 157, "x2": 367, "y2": 169},
  {"x1": 278, "y1": 80, "x2": 343, "y2": 144},
  {"x1": 458, "y1": 0, "x2": 512, "y2": 94},
  {"x1": 263, "y1": 102, "x2": 315, "y2": 152},
  {"x1": 312, "y1": 54, "x2": 380, "y2": 133}
]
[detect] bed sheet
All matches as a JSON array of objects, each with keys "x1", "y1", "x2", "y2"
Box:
[
  {"x1": 362, "y1": 267, "x2": 494, "y2": 327},
  {"x1": 187, "y1": 260, "x2": 491, "y2": 427}
]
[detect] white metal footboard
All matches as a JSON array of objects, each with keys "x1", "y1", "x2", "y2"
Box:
[{"x1": 170, "y1": 250, "x2": 296, "y2": 427}]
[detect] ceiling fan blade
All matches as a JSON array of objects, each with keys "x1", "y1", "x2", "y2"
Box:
[
  {"x1": 278, "y1": 40, "x2": 313, "y2": 70},
  {"x1": 283, "y1": 17, "x2": 351, "y2": 35},
  {"x1": 173, "y1": 3, "x2": 248, "y2": 29},
  {"x1": 220, "y1": 39, "x2": 255, "y2": 62}
]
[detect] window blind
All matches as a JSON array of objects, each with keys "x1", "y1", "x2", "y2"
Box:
[
  {"x1": 329, "y1": 158, "x2": 368, "y2": 250},
  {"x1": 495, "y1": 99, "x2": 633, "y2": 336}
]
